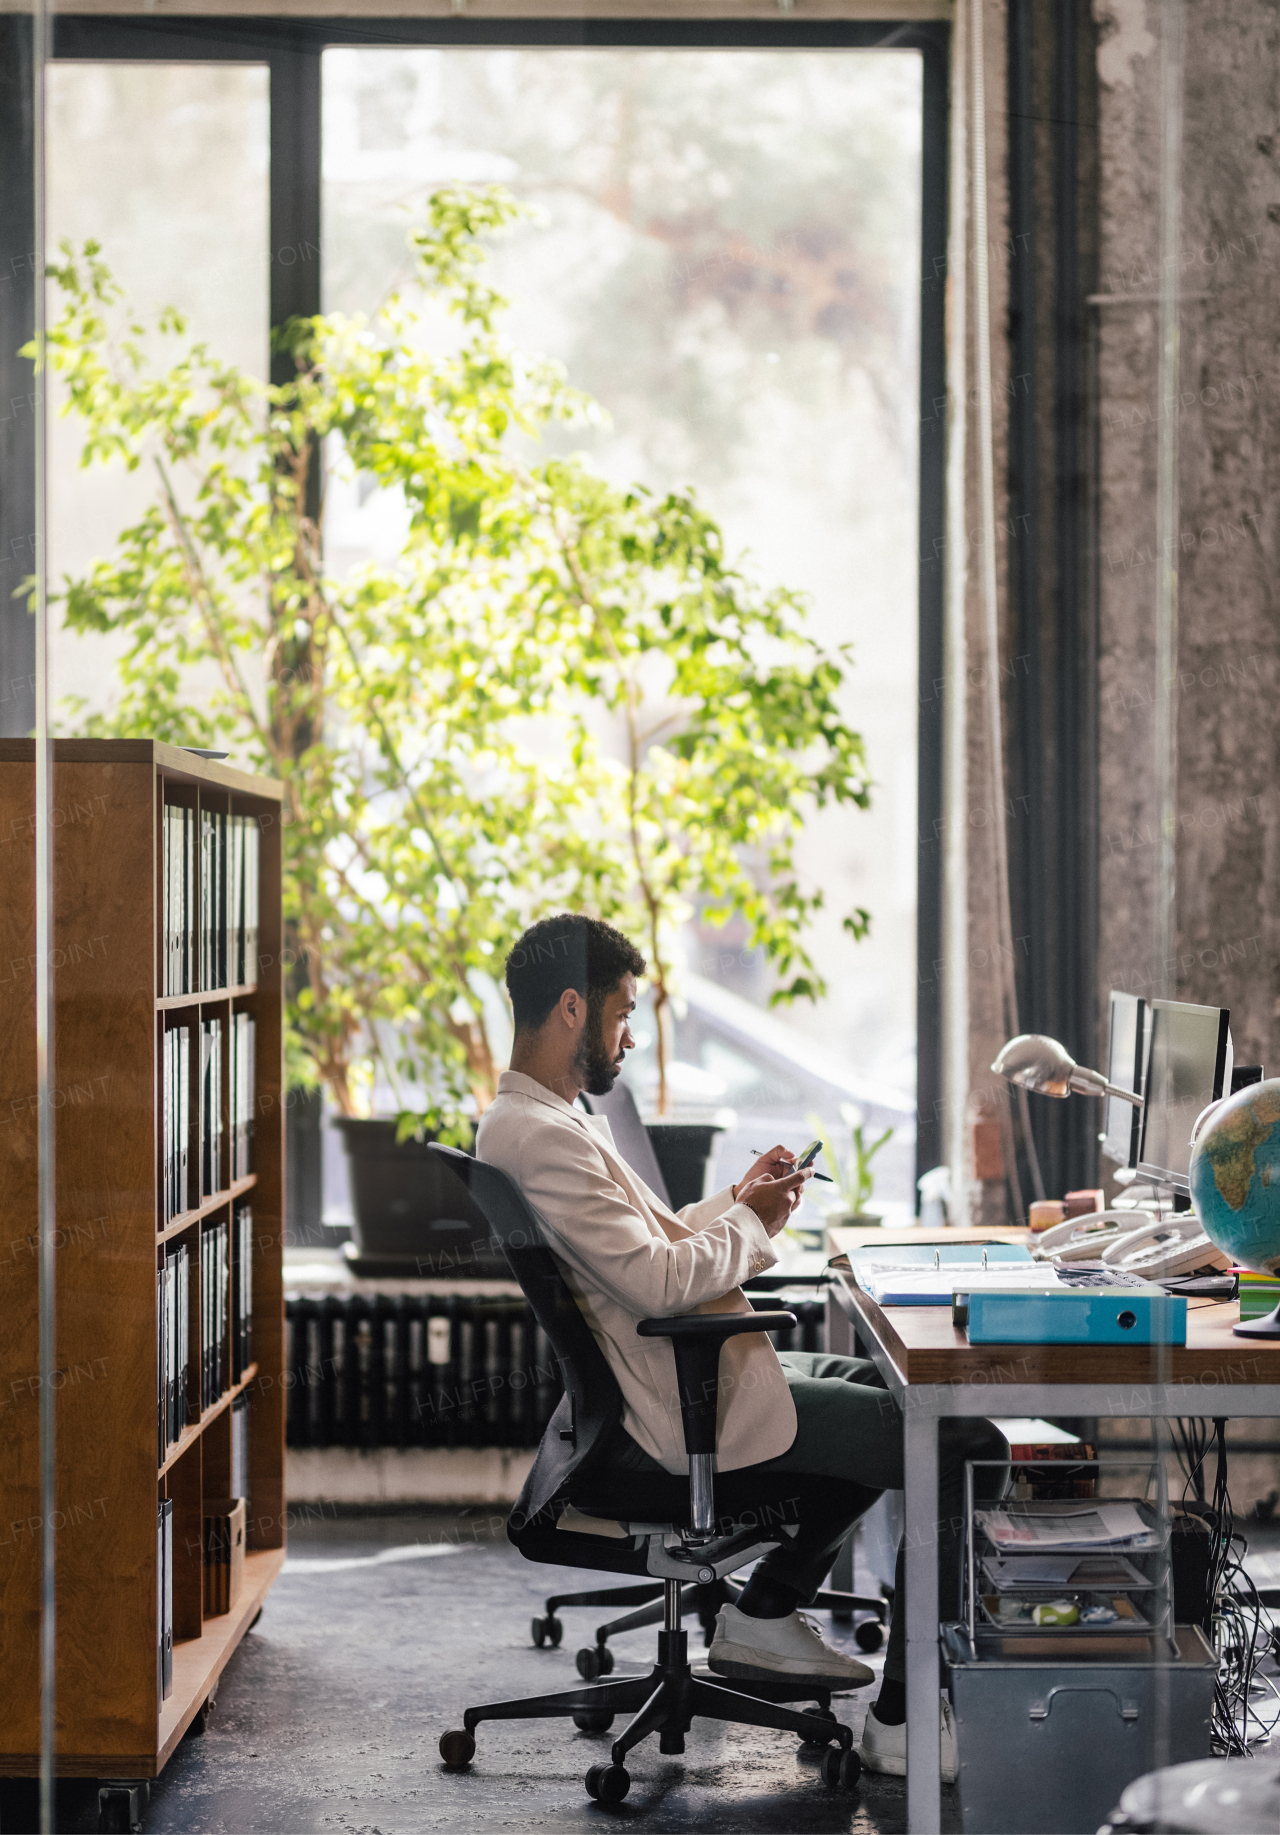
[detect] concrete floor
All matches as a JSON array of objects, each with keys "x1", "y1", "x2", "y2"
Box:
[{"x1": 6, "y1": 1508, "x2": 951, "y2": 1835}]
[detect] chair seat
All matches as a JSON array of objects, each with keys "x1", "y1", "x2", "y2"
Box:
[{"x1": 511, "y1": 1456, "x2": 869, "y2": 1582}]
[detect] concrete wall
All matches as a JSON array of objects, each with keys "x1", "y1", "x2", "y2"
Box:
[
  {"x1": 950, "y1": 0, "x2": 1279, "y2": 1218},
  {"x1": 1095, "y1": 0, "x2": 1279, "y2": 1067}
]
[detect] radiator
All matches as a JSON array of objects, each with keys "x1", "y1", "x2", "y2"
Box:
[{"x1": 284, "y1": 1292, "x2": 826, "y2": 1451}]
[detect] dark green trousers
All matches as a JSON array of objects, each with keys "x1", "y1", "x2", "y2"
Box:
[{"x1": 611, "y1": 1350, "x2": 1009, "y2": 1683}]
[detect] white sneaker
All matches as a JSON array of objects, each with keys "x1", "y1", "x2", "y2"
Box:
[
  {"x1": 707, "y1": 1602, "x2": 876, "y2": 1687},
  {"x1": 858, "y1": 1695, "x2": 958, "y2": 1783}
]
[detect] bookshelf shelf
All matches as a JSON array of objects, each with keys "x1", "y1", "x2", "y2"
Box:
[
  {"x1": 157, "y1": 1363, "x2": 260, "y2": 1481},
  {"x1": 0, "y1": 739, "x2": 286, "y2": 1780},
  {"x1": 156, "y1": 983, "x2": 262, "y2": 1012},
  {"x1": 157, "y1": 1548, "x2": 287, "y2": 1769},
  {"x1": 157, "y1": 1174, "x2": 258, "y2": 1245}
]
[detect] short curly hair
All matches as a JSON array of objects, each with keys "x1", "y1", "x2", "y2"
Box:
[{"x1": 505, "y1": 914, "x2": 645, "y2": 1033}]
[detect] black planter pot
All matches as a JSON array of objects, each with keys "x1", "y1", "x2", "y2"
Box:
[
  {"x1": 644, "y1": 1122, "x2": 725, "y2": 1212},
  {"x1": 333, "y1": 1117, "x2": 507, "y2": 1277}
]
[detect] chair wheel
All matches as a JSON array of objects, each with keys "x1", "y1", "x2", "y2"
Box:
[
  {"x1": 531, "y1": 1614, "x2": 563, "y2": 1649},
  {"x1": 821, "y1": 1744, "x2": 861, "y2": 1789},
  {"x1": 440, "y1": 1728, "x2": 476, "y2": 1770},
  {"x1": 855, "y1": 1619, "x2": 884, "y2": 1652},
  {"x1": 576, "y1": 1644, "x2": 613, "y2": 1680},
  {"x1": 572, "y1": 1709, "x2": 615, "y2": 1733},
  {"x1": 799, "y1": 1706, "x2": 838, "y2": 1748},
  {"x1": 585, "y1": 1762, "x2": 630, "y2": 1802}
]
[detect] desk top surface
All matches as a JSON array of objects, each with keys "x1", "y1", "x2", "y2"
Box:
[{"x1": 836, "y1": 1269, "x2": 1280, "y2": 1390}]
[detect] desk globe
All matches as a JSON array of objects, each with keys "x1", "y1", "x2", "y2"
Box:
[{"x1": 1188, "y1": 1079, "x2": 1280, "y2": 1339}]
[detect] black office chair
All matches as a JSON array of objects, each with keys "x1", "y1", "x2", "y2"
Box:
[
  {"x1": 579, "y1": 1082, "x2": 673, "y2": 1206},
  {"x1": 430, "y1": 1144, "x2": 866, "y2": 1804},
  {"x1": 531, "y1": 1092, "x2": 887, "y2": 1679}
]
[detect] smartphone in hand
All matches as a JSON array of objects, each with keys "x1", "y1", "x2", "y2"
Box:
[{"x1": 795, "y1": 1138, "x2": 824, "y2": 1170}]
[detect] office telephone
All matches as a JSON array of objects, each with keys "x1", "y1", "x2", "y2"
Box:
[
  {"x1": 1033, "y1": 1208, "x2": 1231, "y2": 1279},
  {"x1": 1031, "y1": 1211, "x2": 1137, "y2": 1263}
]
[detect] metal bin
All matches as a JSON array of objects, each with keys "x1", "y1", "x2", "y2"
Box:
[{"x1": 942, "y1": 1621, "x2": 1216, "y2": 1835}]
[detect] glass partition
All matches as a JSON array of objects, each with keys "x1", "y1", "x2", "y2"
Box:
[
  {"x1": 20, "y1": 44, "x2": 272, "y2": 1827},
  {"x1": 6, "y1": 12, "x2": 1269, "y2": 1832}
]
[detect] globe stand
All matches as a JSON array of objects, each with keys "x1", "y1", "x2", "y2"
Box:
[{"x1": 1233, "y1": 1299, "x2": 1280, "y2": 1339}]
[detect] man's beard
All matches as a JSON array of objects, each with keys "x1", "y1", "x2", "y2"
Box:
[{"x1": 574, "y1": 1009, "x2": 623, "y2": 1097}]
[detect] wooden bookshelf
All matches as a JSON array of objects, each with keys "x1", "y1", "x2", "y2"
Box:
[{"x1": 0, "y1": 740, "x2": 286, "y2": 1778}]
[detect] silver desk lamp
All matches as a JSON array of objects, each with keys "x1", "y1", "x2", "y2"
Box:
[
  {"x1": 991, "y1": 1035, "x2": 1148, "y2": 1256},
  {"x1": 991, "y1": 1033, "x2": 1143, "y2": 1108}
]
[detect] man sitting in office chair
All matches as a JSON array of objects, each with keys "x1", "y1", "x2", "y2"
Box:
[{"x1": 477, "y1": 912, "x2": 1008, "y2": 1780}]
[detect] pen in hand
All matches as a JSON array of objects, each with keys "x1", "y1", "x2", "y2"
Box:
[{"x1": 749, "y1": 1149, "x2": 832, "y2": 1182}]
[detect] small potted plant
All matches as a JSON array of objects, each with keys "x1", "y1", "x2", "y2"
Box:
[{"x1": 813, "y1": 1105, "x2": 895, "y2": 1252}]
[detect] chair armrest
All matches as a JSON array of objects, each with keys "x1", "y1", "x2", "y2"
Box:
[
  {"x1": 637, "y1": 1312, "x2": 796, "y2": 1342},
  {"x1": 637, "y1": 1311, "x2": 796, "y2": 1457}
]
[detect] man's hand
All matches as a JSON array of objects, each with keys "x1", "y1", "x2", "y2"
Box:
[
  {"x1": 738, "y1": 1144, "x2": 796, "y2": 1189},
  {"x1": 736, "y1": 1165, "x2": 812, "y2": 1237}
]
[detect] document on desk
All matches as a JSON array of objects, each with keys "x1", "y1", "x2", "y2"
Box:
[
  {"x1": 852, "y1": 1260, "x2": 1051, "y2": 1307},
  {"x1": 976, "y1": 1503, "x2": 1158, "y2": 1552}
]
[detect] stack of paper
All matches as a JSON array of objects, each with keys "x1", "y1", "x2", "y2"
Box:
[
  {"x1": 980, "y1": 1552, "x2": 1149, "y2": 1590},
  {"x1": 975, "y1": 1502, "x2": 1159, "y2": 1552}
]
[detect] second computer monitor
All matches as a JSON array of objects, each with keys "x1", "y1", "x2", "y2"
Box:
[
  {"x1": 1102, "y1": 991, "x2": 1147, "y2": 1167},
  {"x1": 1137, "y1": 998, "x2": 1231, "y2": 1192}
]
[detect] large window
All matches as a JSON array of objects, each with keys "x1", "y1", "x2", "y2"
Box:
[{"x1": 322, "y1": 45, "x2": 923, "y2": 1201}]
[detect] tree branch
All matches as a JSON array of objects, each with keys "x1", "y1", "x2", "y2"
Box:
[{"x1": 153, "y1": 456, "x2": 271, "y2": 753}]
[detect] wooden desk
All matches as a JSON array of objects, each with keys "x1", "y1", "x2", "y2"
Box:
[
  {"x1": 839, "y1": 1281, "x2": 1280, "y2": 1392},
  {"x1": 826, "y1": 1269, "x2": 1280, "y2": 1835}
]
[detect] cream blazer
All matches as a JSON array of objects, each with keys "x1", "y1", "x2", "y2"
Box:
[{"x1": 476, "y1": 1070, "x2": 798, "y2": 1476}]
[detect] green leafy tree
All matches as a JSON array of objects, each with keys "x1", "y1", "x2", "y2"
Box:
[
  {"x1": 537, "y1": 467, "x2": 871, "y2": 1103},
  {"x1": 35, "y1": 186, "x2": 872, "y2": 1126}
]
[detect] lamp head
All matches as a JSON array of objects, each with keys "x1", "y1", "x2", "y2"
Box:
[{"x1": 991, "y1": 1033, "x2": 1143, "y2": 1107}]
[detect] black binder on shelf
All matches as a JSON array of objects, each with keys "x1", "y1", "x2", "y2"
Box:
[
  {"x1": 162, "y1": 806, "x2": 196, "y2": 997},
  {"x1": 232, "y1": 1200, "x2": 253, "y2": 1380},
  {"x1": 218, "y1": 1219, "x2": 226, "y2": 1396},
  {"x1": 244, "y1": 817, "x2": 259, "y2": 987},
  {"x1": 202, "y1": 1217, "x2": 228, "y2": 1406},
  {"x1": 177, "y1": 1027, "x2": 190, "y2": 1215},
  {"x1": 228, "y1": 814, "x2": 242, "y2": 990},
  {"x1": 230, "y1": 1393, "x2": 250, "y2": 1501},
  {"x1": 201, "y1": 1224, "x2": 209, "y2": 1411},
  {"x1": 158, "y1": 1243, "x2": 189, "y2": 1454},
  {"x1": 156, "y1": 1268, "x2": 164, "y2": 1466},
  {"x1": 157, "y1": 1497, "x2": 173, "y2": 1700},
  {"x1": 230, "y1": 1011, "x2": 255, "y2": 1182},
  {"x1": 201, "y1": 808, "x2": 228, "y2": 991},
  {"x1": 200, "y1": 1017, "x2": 223, "y2": 1197},
  {"x1": 164, "y1": 1253, "x2": 176, "y2": 1447},
  {"x1": 161, "y1": 1025, "x2": 191, "y2": 1226},
  {"x1": 178, "y1": 1243, "x2": 188, "y2": 1433}
]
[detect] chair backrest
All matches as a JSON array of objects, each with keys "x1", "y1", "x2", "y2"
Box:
[
  {"x1": 579, "y1": 1080, "x2": 672, "y2": 1209},
  {"x1": 426, "y1": 1144, "x2": 624, "y2": 1485}
]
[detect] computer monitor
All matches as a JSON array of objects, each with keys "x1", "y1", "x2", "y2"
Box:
[
  {"x1": 1101, "y1": 991, "x2": 1147, "y2": 1167},
  {"x1": 1137, "y1": 998, "x2": 1232, "y2": 1193}
]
